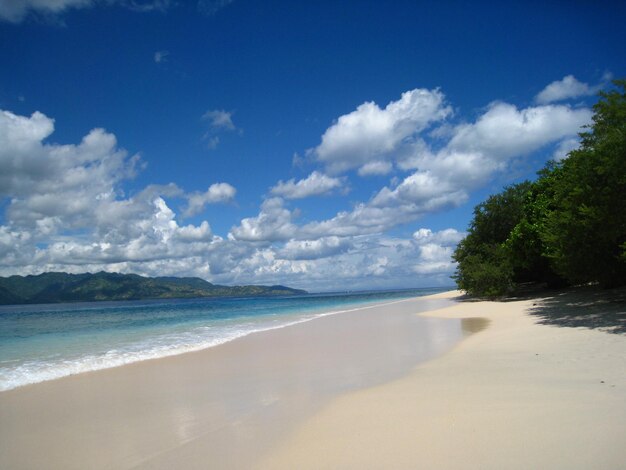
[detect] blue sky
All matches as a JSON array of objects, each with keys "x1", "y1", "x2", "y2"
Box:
[{"x1": 0, "y1": 1, "x2": 624, "y2": 291}]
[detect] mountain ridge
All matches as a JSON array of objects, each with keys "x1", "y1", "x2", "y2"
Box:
[{"x1": 0, "y1": 272, "x2": 307, "y2": 305}]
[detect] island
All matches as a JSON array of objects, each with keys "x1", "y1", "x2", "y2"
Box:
[{"x1": 0, "y1": 272, "x2": 307, "y2": 305}]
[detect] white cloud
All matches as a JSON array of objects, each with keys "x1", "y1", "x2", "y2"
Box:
[
  {"x1": 0, "y1": 110, "x2": 141, "y2": 230},
  {"x1": 277, "y1": 236, "x2": 352, "y2": 260},
  {"x1": 535, "y1": 74, "x2": 610, "y2": 104},
  {"x1": 183, "y1": 182, "x2": 236, "y2": 217},
  {"x1": 270, "y1": 171, "x2": 344, "y2": 199},
  {"x1": 409, "y1": 229, "x2": 463, "y2": 275},
  {"x1": 290, "y1": 171, "x2": 467, "y2": 241},
  {"x1": 552, "y1": 137, "x2": 581, "y2": 161},
  {"x1": 203, "y1": 109, "x2": 236, "y2": 131},
  {"x1": 413, "y1": 243, "x2": 456, "y2": 275},
  {"x1": 413, "y1": 228, "x2": 464, "y2": 246},
  {"x1": 293, "y1": 83, "x2": 590, "y2": 245},
  {"x1": 229, "y1": 198, "x2": 298, "y2": 242},
  {"x1": 0, "y1": 108, "x2": 231, "y2": 277},
  {"x1": 0, "y1": 0, "x2": 90, "y2": 23},
  {"x1": 446, "y1": 102, "x2": 591, "y2": 161},
  {"x1": 0, "y1": 0, "x2": 172, "y2": 23},
  {"x1": 311, "y1": 88, "x2": 451, "y2": 175},
  {"x1": 201, "y1": 109, "x2": 238, "y2": 149},
  {"x1": 0, "y1": 77, "x2": 598, "y2": 291},
  {"x1": 358, "y1": 161, "x2": 393, "y2": 176}
]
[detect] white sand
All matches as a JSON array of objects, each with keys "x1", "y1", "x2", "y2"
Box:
[
  {"x1": 258, "y1": 291, "x2": 626, "y2": 469},
  {"x1": 0, "y1": 294, "x2": 461, "y2": 469},
  {"x1": 1, "y1": 290, "x2": 624, "y2": 469}
]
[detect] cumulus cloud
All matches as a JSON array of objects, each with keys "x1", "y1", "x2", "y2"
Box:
[
  {"x1": 413, "y1": 243, "x2": 456, "y2": 275},
  {"x1": 293, "y1": 84, "x2": 592, "y2": 244},
  {"x1": 0, "y1": 108, "x2": 233, "y2": 277},
  {"x1": 183, "y1": 182, "x2": 236, "y2": 217},
  {"x1": 287, "y1": 171, "x2": 466, "y2": 241},
  {"x1": 409, "y1": 101, "x2": 593, "y2": 189},
  {"x1": 229, "y1": 198, "x2": 298, "y2": 242},
  {"x1": 0, "y1": 76, "x2": 598, "y2": 291},
  {"x1": 413, "y1": 228, "x2": 464, "y2": 246},
  {"x1": 446, "y1": 102, "x2": 591, "y2": 161},
  {"x1": 358, "y1": 161, "x2": 393, "y2": 176},
  {"x1": 552, "y1": 137, "x2": 581, "y2": 161},
  {"x1": 277, "y1": 236, "x2": 352, "y2": 260},
  {"x1": 270, "y1": 171, "x2": 344, "y2": 199},
  {"x1": 535, "y1": 74, "x2": 610, "y2": 104},
  {"x1": 0, "y1": 110, "x2": 140, "y2": 230},
  {"x1": 213, "y1": 233, "x2": 458, "y2": 292},
  {"x1": 311, "y1": 88, "x2": 452, "y2": 174}
]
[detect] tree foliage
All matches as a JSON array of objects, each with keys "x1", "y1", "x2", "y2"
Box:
[
  {"x1": 452, "y1": 182, "x2": 532, "y2": 297},
  {"x1": 541, "y1": 80, "x2": 626, "y2": 286},
  {"x1": 453, "y1": 80, "x2": 626, "y2": 297}
]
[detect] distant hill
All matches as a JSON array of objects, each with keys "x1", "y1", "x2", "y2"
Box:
[{"x1": 0, "y1": 272, "x2": 307, "y2": 305}]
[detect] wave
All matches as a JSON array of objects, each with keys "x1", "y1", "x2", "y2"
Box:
[{"x1": 0, "y1": 296, "x2": 418, "y2": 391}]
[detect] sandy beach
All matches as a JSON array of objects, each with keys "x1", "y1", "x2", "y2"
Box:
[
  {"x1": 260, "y1": 290, "x2": 626, "y2": 469},
  {"x1": 1, "y1": 290, "x2": 625, "y2": 469}
]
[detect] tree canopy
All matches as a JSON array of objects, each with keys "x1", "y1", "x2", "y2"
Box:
[{"x1": 453, "y1": 80, "x2": 626, "y2": 297}]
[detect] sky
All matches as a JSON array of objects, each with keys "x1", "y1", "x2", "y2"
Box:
[{"x1": 0, "y1": 0, "x2": 625, "y2": 292}]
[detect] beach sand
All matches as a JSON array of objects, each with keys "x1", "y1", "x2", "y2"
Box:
[
  {"x1": 0, "y1": 295, "x2": 462, "y2": 469},
  {"x1": 259, "y1": 290, "x2": 626, "y2": 470},
  {"x1": 1, "y1": 290, "x2": 625, "y2": 469}
]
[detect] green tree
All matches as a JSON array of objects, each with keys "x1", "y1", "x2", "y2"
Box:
[
  {"x1": 539, "y1": 80, "x2": 626, "y2": 287},
  {"x1": 504, "y1": 163, "x2": 566, "y2": 287},
  {"x1": 453, "y1": 79, "x2": 625, "y2": 297},
  {"x1": 453, "y1": 182, "x2": 532, "y2": 297}
]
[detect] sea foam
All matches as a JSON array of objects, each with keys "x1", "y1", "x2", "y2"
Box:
[{"x1": 0, "y1": 290, "x2": 441, "y2": 391}]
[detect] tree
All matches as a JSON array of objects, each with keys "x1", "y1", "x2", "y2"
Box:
[
  {"x1": 453, "y1": 182, "x2": 532, "y2": 297},
  {"x1": 539, "y1": 80, "x2": 626, "y2": 287},
  {"x1": 504, "y1": 163, "x2": 567, "y2": 287},
  {"x1": 453, "y1": 79, "x2": 626, "y2": 296}
]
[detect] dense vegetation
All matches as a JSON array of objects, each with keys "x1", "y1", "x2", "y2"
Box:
[
  {"x1": 453, "y1": 80, "x2": 626, "y2": 298},
  {"x1": 0, "y1": 272, "x2": 307, "y2": 305}
]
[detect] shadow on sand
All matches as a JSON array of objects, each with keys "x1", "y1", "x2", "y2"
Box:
[
  {"x1": 456, "y1": 285, "x2": 626, "y2": 334},
  {"x1": 523, "y1": 286, "x2": 626, "y2": 334}
]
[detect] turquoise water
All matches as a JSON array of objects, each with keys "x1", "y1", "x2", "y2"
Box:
[{"x1": 0, "y1": 288, "x2": 448, "y2": 391}]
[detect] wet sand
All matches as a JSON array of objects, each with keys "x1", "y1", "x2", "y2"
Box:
[
  {"x1": 0, "y1": 294, "x2": 466, "y2": 469},
  {"x1": 259, "y1": 291, "x2": 626, "y2": 470}
]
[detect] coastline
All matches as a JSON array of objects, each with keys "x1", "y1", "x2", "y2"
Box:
[
  {"x1": 259, "y1": 290, "x2": 626, "y2": 470},
  {"x1": 1, "y1": 289, "x2": 624, "y2": 469},
  {"x1": 0, "y1": 290, "x2": 448, "y2": 392},
  {"x1": 0, "y1": 292, "x2": 463, "y2": 469}
]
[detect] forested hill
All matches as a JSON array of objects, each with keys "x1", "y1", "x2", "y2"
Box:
[{"x1": 0, "y1": 272, "x2": 307, "y2": 305}]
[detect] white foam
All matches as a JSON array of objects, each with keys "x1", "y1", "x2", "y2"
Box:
[{"x1": 0, "y1": 296, "x2": 421, "y2": 392}]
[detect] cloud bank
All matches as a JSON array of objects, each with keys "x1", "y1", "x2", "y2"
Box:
[{"x1": 0, "y1": 76, "x2": 596, "y2": 290}]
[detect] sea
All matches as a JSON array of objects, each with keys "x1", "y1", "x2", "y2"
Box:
[{"x1": 0, "y1": 287, "x2": 449, "y2": 392}]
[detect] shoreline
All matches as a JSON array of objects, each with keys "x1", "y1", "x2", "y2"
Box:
[
  {"x1": 259, "y1": 290, "x2": 626, "y2": 470},
  {"x1": 0, "y1": 290, "x2": 449, "y2": 392},
  {"x1": 2, "y1": 289, "x2": 623, "y2": 469},
  {"x1": 0, "y1": 291, "x2": 464, "y2": 469}
]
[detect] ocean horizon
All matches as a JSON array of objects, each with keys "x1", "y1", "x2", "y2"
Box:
[{"x1": 0, "y1": 287, "x2": 451, "y2": 392}]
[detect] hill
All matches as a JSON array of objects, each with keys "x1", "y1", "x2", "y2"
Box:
[{"x1": 0, "y1": 272, "x2": 307, "y2": 305}]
